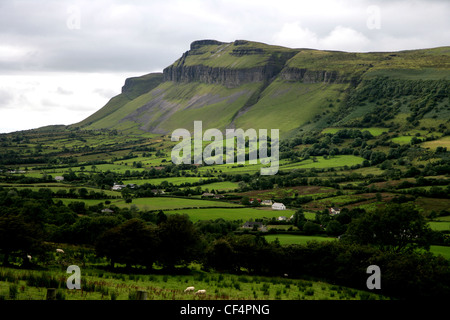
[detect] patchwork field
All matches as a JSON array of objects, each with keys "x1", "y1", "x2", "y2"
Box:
[{"x1": 171, "y1": 207, "x2": 295, "y2": 223}]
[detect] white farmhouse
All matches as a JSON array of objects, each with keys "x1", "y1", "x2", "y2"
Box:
[
  {"x1": 272, "y1": 202, "x2": 286, "y2": 210},
  {"x1": 112, "y1": 183, "x2": 126, "y2": 191}
]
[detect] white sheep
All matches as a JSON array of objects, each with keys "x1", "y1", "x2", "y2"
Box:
[
  {"x1": 184, "y1": 286, "x2": 195, "y2": 293},
  {"x1": 27, "y1": 255, "x2": 32, "y2": 261},
  {"x1": 195, "y1": 289, "x2": 206, "y2": 295},
  {"x1": 56, "y1": 249, "x2": 65, "y2": 253}
]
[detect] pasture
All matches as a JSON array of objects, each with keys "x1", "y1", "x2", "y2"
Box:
[
  {"x1": 0, "y1": 266, "x2": 387, "y2": 300},
  {"x1": 322, "y1": 127, "x2": 388, "y2": 136},
  {"x1": 113, "y1": 197, "x2": 242, "y2": 211},
  {"x1": 264, "y1": 234, "x2": 337, "y2": 245},
  {"x1": 169, "y1": 207, "x2": 295, "y2": 223}
]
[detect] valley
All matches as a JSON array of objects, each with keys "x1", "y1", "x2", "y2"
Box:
[{"x1": 0, "y1": 40, "x2": 449, "y2": 301}]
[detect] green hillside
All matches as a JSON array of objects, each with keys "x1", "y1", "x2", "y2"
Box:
[{"x1": 72, "y1": 40, "x2": 450, "y2": 137}]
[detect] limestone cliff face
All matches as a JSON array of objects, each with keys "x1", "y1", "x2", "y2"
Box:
[
  {"x1": 280, "y1": 67, "x2": 359, "y2": 84},
  {"x1": 162, "y1": 40, "x2": 297, "y2": 88},
  {"x1": 163, "y1": 40, "x2": 354, "y2": 87},
  {"x1": 163, "y1": 64, "x2": 278, "y2": 88}
]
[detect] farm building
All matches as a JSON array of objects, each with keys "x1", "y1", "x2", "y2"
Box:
[
  {"x1": 112, "y1": 183, "x2": 137, "y2": 191},
  {"x1": 242, "y1": 221, "x2": 267, "y2": 232},
  {"x1": 55, "y1": 176, "x2": 64, "y2": 181},
  {"x1": 272, "y1": 202, "x2": 286, "y2": 210},
  {"x1": 261, "y1": 200, "x2": 273, "y2": 206},
  {"x1": 329, "y1": 207, "x2": 341, "y2": 215},
  {"x1": 202, "y1": 192, "x2": 215, "y2": 198},
  {"x1": 112, "y1": 183, "x2": 126, "y2": 191},
  {"x1": 151, "y1": 189, "x2": 165, "y2": 195}
]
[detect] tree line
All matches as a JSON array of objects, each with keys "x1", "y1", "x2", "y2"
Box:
[{"x1": 0, "y1": 187, "x2": 449, "y2": 299}]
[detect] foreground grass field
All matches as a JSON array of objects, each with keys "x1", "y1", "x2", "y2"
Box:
[{"x1": 0, "y1": 266, "x2": 387, "y2": 300}]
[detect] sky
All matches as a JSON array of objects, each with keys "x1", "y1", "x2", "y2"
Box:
[{"x1": 0, "y1": 0, "x2": 449, "y2": 133}]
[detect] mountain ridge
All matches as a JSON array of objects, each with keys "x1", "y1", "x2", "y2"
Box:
[{"x1": 72, "y1": 40, "x2": 450, "y2": 137}]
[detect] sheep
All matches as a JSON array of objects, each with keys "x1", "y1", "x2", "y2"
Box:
[
  {"x1": 195, "y1": 289, "x2": 206, "y2": 295},
  {"x1": 184, "y1": 286, "x2": 195, "y2": 293},
  {"x1": 27, "y1": 255, "x2": 32, "y2": 261},
  {"x1": 56, "y1": 249, "x2": 65, "y2": 253}
]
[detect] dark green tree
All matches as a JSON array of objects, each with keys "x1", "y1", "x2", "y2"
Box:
[
  {"x1": 344, "y1": 203, "x2": 432, "y2": 253},
  {"x1": 0, "y1": 214, "x2": 43, "y2": 266},
  {"x1": 156, "y1": 214, "x2": 203, "y2": 269},
  {"x1": 95, "y1": 218, "x2": 159, "y2": 269}
]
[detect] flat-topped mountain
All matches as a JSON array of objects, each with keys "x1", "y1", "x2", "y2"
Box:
[{"x1": 73, "y1": 40, "x2": 450, "y2": 137}]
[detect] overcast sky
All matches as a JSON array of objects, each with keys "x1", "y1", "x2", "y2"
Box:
[{"x1": 0, "y1": 0, "x2": 449, "y2": 133}]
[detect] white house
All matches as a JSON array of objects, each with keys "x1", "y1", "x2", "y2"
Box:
[
  {"x1": 112, "y1": 183, "x2": 126, "y2": 191},
  {"x1": 261, "y1": 200, "x2": 273, "y2": 206},
  {"x1": 272, "y1": 202, "x2": 286, "y2": 210},
  {"x1": 55, "y1": 176, "x2": 64, "y2": 181},
  {"x1": 329, "y1": 207, "x2": 341, "y2": 215}
]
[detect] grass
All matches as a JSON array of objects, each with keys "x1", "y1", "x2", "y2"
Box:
[
  {"x1": 429, "y1": 246, "x2": 450, "y2": 260},
  {"x1": 421, "y1": 136, "x2": 450, "y2": 151},
  {"x1": 114, "y1": 197, "x2": 242, "y2": 211},
  {"x1": 171, "y1": 207, "x2": 295, "y2": 223},
  {"x1": 264, "y1": 234, "x2": 337, "y2": 245},
  {"x1": 280, "y1": 155, "x2": 365, "y2": 170},
  {"x1": 391, "y1": 136, "x2": 415, "y2": 144},
  {"x1": 122, "y1": 177, "x2": 205, "y2": 186},
  {"x1": 322, "y1": 127, "x2": 388, "y2": 136},
  {"x1": 195, "y1": 181, "x2": 240, "y2": 191},
  {"x1": 428, "y1": 221, "x2": 450, "y2": 232},
  {"x1": 0, "y1": 265, "x2": 386, "y2": 300}
]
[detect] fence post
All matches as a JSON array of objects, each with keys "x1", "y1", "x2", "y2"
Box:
[
  {"x1": 136, "y1": 290, "x2": 147, "y2": 300},
  {"x1": 46, "y1": 288, "x2": 57, "y2": 300}
]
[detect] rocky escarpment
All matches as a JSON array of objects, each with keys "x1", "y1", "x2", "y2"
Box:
[
  {"x1": 280, "y1": 67, "x2": 365, "y2": 85},
  {"x1": 163, "y1": 40, "x2": 359, "y2": 87},
  {"x1": 163, "y1": 64, "x2": 278, "y2": 88},
  {"x1": 121, "y1": 73, "x2": 164, "y2": 99},
  {"x1": 163, "y1": 40, "x2": 296, "y2": 88}
]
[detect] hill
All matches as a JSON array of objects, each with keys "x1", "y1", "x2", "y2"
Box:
[{"x1": 71, "y1": 40, "x2": 450, "y2": 137}]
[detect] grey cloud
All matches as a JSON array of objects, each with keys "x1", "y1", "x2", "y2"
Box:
[
  {"x1": 56, "y1": 87, "x2": 73, "y2": 95},
  {"x1": 93, "y1": 88, "x2": 119, "y2": 99},
  {"x1": 0, "y1": 0, "x2": 448, "y2": 75}
]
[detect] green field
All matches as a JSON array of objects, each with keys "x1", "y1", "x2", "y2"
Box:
[
  {"x1": 421, "y1": 136, "x2": 450, "y2": 151},
  {"x1": 171, "y1": 207, "x2": 295, "y2": 223},
  {"x1": 264, "y1": 234, "x2": 337, "y2": 245},
  {"x1": 322, "y1": 127, "x2": 388, "y2": 136},
  {"x1": 0, "y1": 266, "x2": 385, "y2": 300},
  {"x1": 122, "y1": 177, "x2": 205, "y2": 186},
  {"x1": 114, "y1": 197, "x2": 242, "y2": 211},
  {"x1": 428, "y1": 221, "x2": 450, "y2": 232},
  {"x1": 280, "y1": 155, "x2": 365, "y2": 170},
  {"x1": 198, "y1": 155, "x2": 365, "y2": 175},
  {"x1": 429, "y1": 246, "x2": 450, "y2": 260},
  {"x1": 195, "y1": 181, "x2": 240, "y2": 191},
  {"x1": 264, "y1": 235, "x2": 450, "y2": 260},
  {"x1": 391, "y1": 136, "x2": 414, "y2": 144}
]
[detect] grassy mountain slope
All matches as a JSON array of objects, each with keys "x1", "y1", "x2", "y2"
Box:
[{"x1": 73, "y1": 40, "x2": 450, "y2": 137}]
